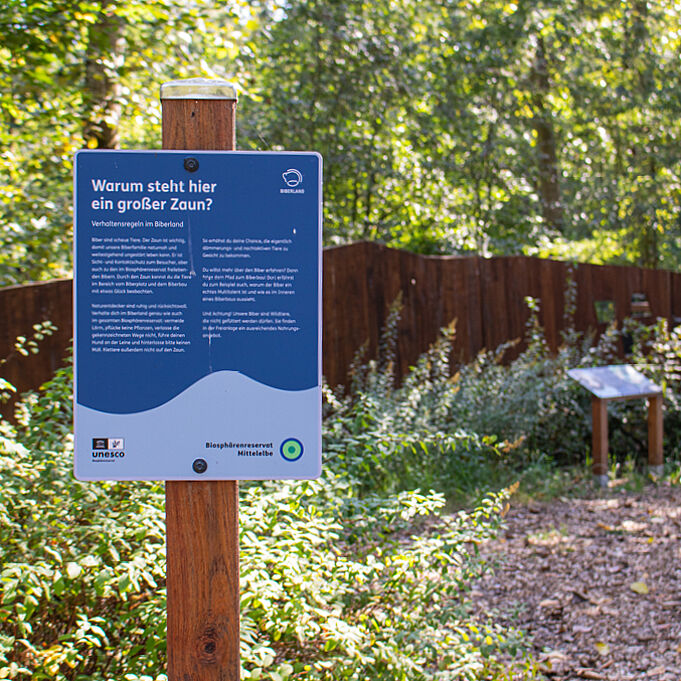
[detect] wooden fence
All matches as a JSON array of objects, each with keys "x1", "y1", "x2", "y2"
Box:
[
  {"x1": 2, "y1": 242, "x2": 681, "y2": 418},
  {"x1": 1, "y1": 278, "x2": 74, "y2": 418},
  {"x1": 323, "y1": 242, "x2": 681, "y2": 384}
]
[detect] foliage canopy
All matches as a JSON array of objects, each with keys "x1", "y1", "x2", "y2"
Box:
[{"x1": 2, "y1": 0, "x2": 681, "y2": 284}]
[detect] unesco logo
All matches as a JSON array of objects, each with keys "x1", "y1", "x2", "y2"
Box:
[
  {"x1": 92, "y1": 438, "x2": 124, "y2": 450},
  {"x1": 91, "y1": 438, "x2": 125, "y2": 460}
]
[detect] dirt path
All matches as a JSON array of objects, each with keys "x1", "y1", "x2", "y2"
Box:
[{"x1": 470, "y1": 481, "x2": 681, "y2": 680}]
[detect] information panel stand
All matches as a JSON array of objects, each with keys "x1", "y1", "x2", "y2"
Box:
[
  {"x1": 161, "y1": 80, "x2": 240, "y2": 681},
  {"x1": 568, "y1": 365, "x2": 663, "y2": 486},
  {"x1": 73, "y1": 78, "x2": 322, "y2": 680}
]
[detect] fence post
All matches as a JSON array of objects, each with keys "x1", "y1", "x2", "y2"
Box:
[{"x1": 161, "y1": 78, "x2": 240, "y2": 681}]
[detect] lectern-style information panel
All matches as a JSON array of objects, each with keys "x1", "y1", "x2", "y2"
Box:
[
  {"x1": 74, "y1": 150, "x2": 322, "y2": 481},
  {"x1": 568, "y1": 364, "x2": 663, "y2": 484},
  {"x1": 567, "y1": 365, "x2": 661, "y2": 401}
]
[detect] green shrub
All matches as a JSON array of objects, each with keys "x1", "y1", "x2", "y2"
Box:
[
  {"x1": 0, "y1": 360, "x2": 531, "y2": 681},
  {"x1": 0, "y1": 436, "x2": 167, "y2": 680},
  {"x1": 323, "y1": 301, "x2": 503, "y2": 498},
  {"x1": 327, "y1": 286, "x2": 681, "y2": 484},
  {"x1": 444, "y1": 299, "x2": 599, "y2": 467},
  {"x1": 446, "y1": 296, "x2": 681, "y2": 472},
  {"x1": 618, "y1": 316, "x2": 681, "y2": 462},
  {"x1": 239, "y1": 479, "x2": 520, "y2": 680}
]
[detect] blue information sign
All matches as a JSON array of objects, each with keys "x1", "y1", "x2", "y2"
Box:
[{"x1": 74, "y1": 150, "x2": 322, "y2": 480}]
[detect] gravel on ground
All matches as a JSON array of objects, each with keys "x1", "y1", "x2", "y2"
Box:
[{"x1": 470, "y1": 481, "x2": 681, "y2": 681}]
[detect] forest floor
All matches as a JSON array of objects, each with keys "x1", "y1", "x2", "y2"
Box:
[{"x1": 470, "y1": 478, "x2": 681, "y2": 681}]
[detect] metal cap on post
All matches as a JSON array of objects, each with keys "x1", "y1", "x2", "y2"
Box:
[{"x1": 160, "y1": 77, "x2": 238, "y2": 101}]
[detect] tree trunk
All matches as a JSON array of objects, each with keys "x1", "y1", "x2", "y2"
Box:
[
  {"x1": 531, "y1": 37, "x2": 563, "y2": 233},
  {"x1": 82, "y1": 5, "x2": 125, "y2": 149}
]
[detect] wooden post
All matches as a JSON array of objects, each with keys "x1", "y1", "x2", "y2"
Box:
[
  {"x1": 648, "y1": 393, "x2": 664, "y2": 475},
  {"x1": 591, "y1": 396, "x2": 609, "y2": 486},
  {"x1": 161, "y1": 78, "x2": 240, "y2": 681}
]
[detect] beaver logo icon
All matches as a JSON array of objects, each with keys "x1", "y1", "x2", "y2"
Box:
[{"x1": 282, "y1": 169, "x2": 303, "y2": 188}]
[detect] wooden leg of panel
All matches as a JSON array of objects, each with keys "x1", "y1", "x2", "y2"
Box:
[{"x1": 592, "y1": 397, "x2": 609, "y2": 486}]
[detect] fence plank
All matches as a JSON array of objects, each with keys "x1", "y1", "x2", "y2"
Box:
[
  {"x1": 479, "y1": 258, "x2": 508, "y2": 354},
  {"x1": 506, "y1": 256, "x2": 539, "y2": 353},
  {"x1": 642, "y1": 267, "x2": 672, "y2": 321},
  {"x1": 322, "y1": 242, "x2": 372, "y2": 387},
  {"x1": 538, "y1": 257, "x2": 567, "y2": 350},
  {"x1": 439, "y1": 256, "x2": 481, "y2": 363}
]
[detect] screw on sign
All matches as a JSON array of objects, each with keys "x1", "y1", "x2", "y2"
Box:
[
  {"x1": 183, "y1": 157, "x2": 199, "y2": 172},
  {"x1": 192, "y1": 458, "x2": 208, "y2": 474}
]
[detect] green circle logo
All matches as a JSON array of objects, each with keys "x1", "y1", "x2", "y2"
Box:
[{"x1": 280, "y1": 438, "x2": 303, "y2": 462}]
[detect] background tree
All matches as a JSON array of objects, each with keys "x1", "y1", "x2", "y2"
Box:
[
  {"x1": 2, "y1": 0, "x2": 681, "y2": 284},
  {"x1": 0, "y1": 0, "x2": 259, "y2": 285},
  {"x1": 243, "y1": 0, "x2": 453, "y2": 250},
  {"x1": 246, "y1": 0, "x2": 681, "y2": 263}
]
